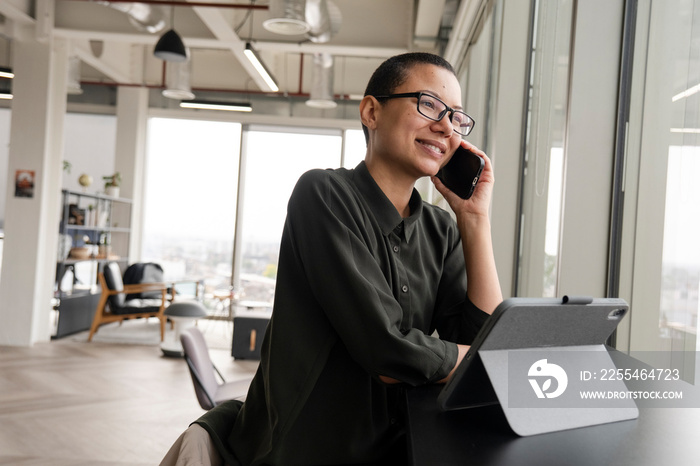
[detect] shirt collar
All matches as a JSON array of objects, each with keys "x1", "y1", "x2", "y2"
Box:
[{"x1": 352, "y1": 161, "x2": 423, "y2": 242}]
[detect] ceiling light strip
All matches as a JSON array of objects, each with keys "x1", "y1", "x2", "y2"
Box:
[
  {"x1": 243, "y1": 43, "x2": 279, "y2": 93},
  {"x1": 671, "y1": 83, "x2": 700, "y2": 102},
  {"x1": 670, "y1": 128, "x2": 700, "y2": 134},
  {"x1": 180, "y1": 101, "x2": 252, "y2": 112}
]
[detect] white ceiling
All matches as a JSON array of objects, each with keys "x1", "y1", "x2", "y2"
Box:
[{"x1": 0, "y1": 0, "x2": 476, "y2": 110}]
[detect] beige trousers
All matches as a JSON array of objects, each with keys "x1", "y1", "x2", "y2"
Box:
[{"x1": 160, "y1": 424, "x2": 225, "y2": 466}]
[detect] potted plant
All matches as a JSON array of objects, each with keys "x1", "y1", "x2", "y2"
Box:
[
  {"x1": 103, "y1": 172, "x2": 122, "y2": 197},
  {"x1": 98, "y1": 231, "x2": 111, "y2": 259}
]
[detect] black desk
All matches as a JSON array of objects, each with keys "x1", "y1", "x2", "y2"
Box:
[{"x1": 405, "y1": 384, "x2": 700, "y2": 466}]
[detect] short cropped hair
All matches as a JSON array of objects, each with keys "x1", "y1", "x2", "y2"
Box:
[{"x1": 362, "y1": 53, "x2": 457, "y2": 143}]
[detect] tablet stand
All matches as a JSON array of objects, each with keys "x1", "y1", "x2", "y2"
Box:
[
  {"x1": 479, "y1": 345, "x2": 638, "y2": 436},
  {"x1": 441, "y1": 297, "x2": 639, "y2": 436}
]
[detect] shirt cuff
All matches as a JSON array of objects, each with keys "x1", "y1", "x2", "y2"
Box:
[{"x1": 433, "y1": 340, "x2": 458, "y2": 383}]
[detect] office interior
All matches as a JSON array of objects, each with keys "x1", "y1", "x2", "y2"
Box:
[{"x1": 0, "y1": 0, "x2": 699, "y2": 462}]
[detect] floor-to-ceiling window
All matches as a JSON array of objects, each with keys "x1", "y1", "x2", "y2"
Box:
[
  {"x1": 142, "y1": 118, "x2": 241, "y2": 303},
  {"x1": 233, "y1": 127, "x2": 343, "y2": 303},
  {"x1": 619, "y1": 0, "x2": 700, "y2": 382},
  {"x1": 342, "y1": 129, "x2": 366, "y2": 168},
  {"x1": 516, "y1": 0, "x2": 574, "y2": 297},
  {"x1": 142, "y1": 119, "x2": 357, "y2": 309}
]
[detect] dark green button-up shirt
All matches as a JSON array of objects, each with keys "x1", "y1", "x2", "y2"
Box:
[{"x1": 201, "y1": 162, "x2": 489, "y2": 465}]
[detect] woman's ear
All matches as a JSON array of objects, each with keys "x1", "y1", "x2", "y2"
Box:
[{"x1": 359, "y1": 95, "x2": 380, "y2": 132}]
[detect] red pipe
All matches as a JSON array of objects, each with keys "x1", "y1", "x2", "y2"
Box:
[
  {"x1": 71, "y1": 0, "x2": 269, "y2": 9},
  {"x1": 77, "y1": 79, "x2": 353, "y2": 100},
  {"x1": 298, "y1": 53, "x2": 304, "y2": 95},
  {"x1": 79, "y1": 79, "x2": 308, "y2": 97}
]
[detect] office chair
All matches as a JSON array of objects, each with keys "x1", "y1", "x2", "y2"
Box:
[{"x1": 180, "y1": 326, "x2": 251, "y2": 410}]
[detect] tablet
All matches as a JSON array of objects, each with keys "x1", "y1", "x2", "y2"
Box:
[{"x1": 437, "y1": 296, "x2": 638, "y2": 436}]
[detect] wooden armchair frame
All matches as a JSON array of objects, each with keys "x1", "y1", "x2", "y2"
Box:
[{"x1": 88, "y1": 272, "x2": 169, "y2": 342}]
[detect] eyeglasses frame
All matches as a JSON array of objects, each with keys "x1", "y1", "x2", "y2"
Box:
[{"x1": 372, "y1": 92, "x2": 475, "y2": 136}]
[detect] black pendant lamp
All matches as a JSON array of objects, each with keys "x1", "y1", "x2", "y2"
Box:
[{"x1": 154, "y1": 7, "x2": 187, "y2": 62}]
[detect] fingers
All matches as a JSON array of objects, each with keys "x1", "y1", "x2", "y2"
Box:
[
  {"x1": 431, "y1": 175, "x2": 459, "y2": 204},
  {"x1": 462, "y1": 141, "x2": 494, "y2": 185},
  {"x1": 461, "y1": 139, "x2": 486, "y2": 157}
]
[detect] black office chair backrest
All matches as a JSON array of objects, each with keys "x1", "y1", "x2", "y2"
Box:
[{"x1": 103, "y1": 262, "x2": 126, "y2": 309}]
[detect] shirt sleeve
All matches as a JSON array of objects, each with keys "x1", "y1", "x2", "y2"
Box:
[
  {"x1": 284, "y1": 170, "x2": 457, "y2": 385},
  {"x1": 431, "y1": 220, "x2": 491, "y2": 344}
]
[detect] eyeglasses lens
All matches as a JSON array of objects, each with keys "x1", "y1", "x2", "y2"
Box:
[
  {"x1": 417, "y1": 94, "x2": 443, "y2": 120},
  {"x1": 452, "y1": 113, "x2": 473, "y2": 136},
  {"x1": 417, "y1": 94, "x2": 473, "y2": 136}
]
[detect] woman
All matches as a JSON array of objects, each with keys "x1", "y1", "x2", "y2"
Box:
[{"x1": 163, "y1": 52, "x2": 502, "y2": 466}]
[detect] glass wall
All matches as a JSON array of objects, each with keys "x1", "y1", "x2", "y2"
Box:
[
  {"x1": 142, "y1": 118, "x2": 241, "y2": 302},
  {"x1": 234, "y1": 127, "x2": 343, "y2": 303},
  {"x1": 342, "y1": 129, "x2": 367, "y2": 169},
  {"x1": 516, "y1": 0, "x2": 574, "y2": 297},
  {"x1": 621, "y1": 0, "x2": 700, "y2": 382}
]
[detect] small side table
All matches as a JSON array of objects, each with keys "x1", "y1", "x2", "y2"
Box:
[
  {"x1": 161, "y1": 301, "x2": 208, "y2": 357},
  {"x1": 232, "y1": 310, "x2": 271, "y2": 360}
]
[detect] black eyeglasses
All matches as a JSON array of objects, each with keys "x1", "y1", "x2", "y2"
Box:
[{"x1": 373, "y1": 92, "x2": 475, "y2": 136}]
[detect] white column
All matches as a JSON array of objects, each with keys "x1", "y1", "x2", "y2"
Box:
[
  {"x1": 0, "y1": 38, "x2": 69, "y2": 346},
  {"x1": 114, "y1": 86, "x2": 149, "y2": 263}
]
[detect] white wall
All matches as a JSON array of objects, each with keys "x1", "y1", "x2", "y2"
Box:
[
  {"x1": 0, "y1": 110, "x2": 115, "y2": 228},
  {"x1": 61, "y1": 113, "x2": 116, "y2": 194},
  {"x1": 0, "y1": 108, "x2": 10, "y2": 229}
]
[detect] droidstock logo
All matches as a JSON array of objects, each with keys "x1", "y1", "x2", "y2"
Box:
[{"x1": 528, "y1": 359, "x2": 568, "y2": 399}]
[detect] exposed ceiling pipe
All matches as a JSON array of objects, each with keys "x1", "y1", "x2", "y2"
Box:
[
  {"x1": 96, "y1": 1, "x2": 168, "y2": 34},
  {"x1": 82, "y1": 0, "x2": 269, "y2": 9},
  {"x1": 162, "y1": 56, "x2": 195, "y2": 100},
  {"x1": 443, "y1": 0, "x2": 490, "y2": 73},
  {"x1": 264, "y1": 0, "x2": 310, "y2": 35},
  {"x1": 305, "y1": 0, "x2": 341, "y2": 43},
  {"x1": 76, "y1": 79, "x2": 356, "y2": 100},
  {"x1": 304, "y1": 0, "x2": 340, "y2": 108},
  {"x1": 306, "y1": 53, "x2": 336, "y2": 109},
  {"x1": 67, "y1": 56, "x2": 84, "y2": 95}
]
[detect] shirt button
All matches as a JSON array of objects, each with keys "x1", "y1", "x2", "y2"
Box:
[
  {"x1": 401, "y1": 285, "x2": 408, "y2": 293},
  {"x1": 393, "y1": 245, "x2": 399, "y2": 253}
]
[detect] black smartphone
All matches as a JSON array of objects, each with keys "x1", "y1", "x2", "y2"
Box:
[{"x1": 436, "y1": 146, "x2": 485, "y2": 199}]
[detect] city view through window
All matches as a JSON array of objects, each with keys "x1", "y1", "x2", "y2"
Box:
[
  {"x1": 142, "y1": 118, "x2": 240, "y2": 308},
  {"x1": 142, "y1": 119, "x2": 362, "y2": 311},
  {"x1": 235, "y1": 129, "x2": 343, "y2": 304}
]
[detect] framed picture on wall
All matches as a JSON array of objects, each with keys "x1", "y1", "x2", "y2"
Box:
[{"x1": 14, "y1": 170, "x2": 35, "y2": 198}]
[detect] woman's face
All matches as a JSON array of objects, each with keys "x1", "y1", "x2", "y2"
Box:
[{"x1": 370, "y1": 64, "x2": 464, "y2": 180}]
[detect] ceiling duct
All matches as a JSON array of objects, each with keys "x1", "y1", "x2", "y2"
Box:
[
  {"x1": 443, "y1": 0, "x2": 491, "y2": 73},
  {"x1": 162, "y1": 55, "x2": 195, "y2": 100},
  {"x1": 306, "y1": 53, "x2": 336, "y2": 109},
  {"x1": 97, "y1": 1, "x2": 167, "y2": 34},
  {"x1": 305, "y1": 0, "x2": 341, "y2": 43},
  {"x1": 304, "y1": 1, "x2": 340, "y2": 109},
  {"x1": 66, "y1": 56, "x2": 83, "y2": 95},
  {"x1": 263, "y1": 0, "x2": 310, "y2": 35}
]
